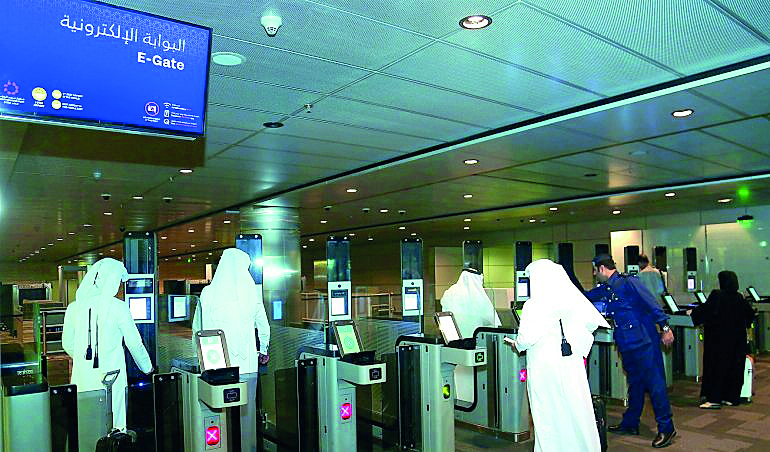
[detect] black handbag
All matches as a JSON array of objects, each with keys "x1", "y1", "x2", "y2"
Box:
[{"x1": 560, "y1": 319, "x2": 573, "y2": 356}]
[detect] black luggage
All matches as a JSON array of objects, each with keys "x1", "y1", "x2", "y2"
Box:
[
  {"x1": 95, "y1": 370, "x2": 137, "y2": 451},
  {"x1": 95, "y1": 431, "x2": 137, "y2": 452},
  {"x1": 593, "y1": 395, "x2": 608, "y2": 452}
]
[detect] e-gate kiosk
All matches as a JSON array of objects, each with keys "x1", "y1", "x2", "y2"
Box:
[
  {"x1": 684, "y1": 247, "x2": 698, "y2": 293},
  {"x1": 397, "y1": 312, "x2": 487, "y2": 451},
  {"x1": 296, "y1": 236, "x2": 387, "y2": 452},
  {"x1": 624, "y1": 245, "x2": 640, "y2": 275},
  {"x1": 401, "y1": 238, "x2": 423, "y2": 324},
  {"x1": 514, "y1": 241, "x2": 531, "y2": 304},
  {"x1": 663, "y1": 294, "x2": 704, "y2": 381},
  {"x1": 746, "y1": 287, "x2": 770, "y2": 353}
]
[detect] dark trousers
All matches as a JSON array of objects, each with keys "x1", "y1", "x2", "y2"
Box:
[{"x1": 620, "y1": 344, "x2": 674, "y2": 433}]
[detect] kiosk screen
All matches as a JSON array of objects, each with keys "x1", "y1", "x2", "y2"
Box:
[
  {"x1": 687, "y1": 277, "x2": 696, "y2": 291},
  {"x1": 199, "y1": 334, "x2": 227, "y2": 371},
  {"x1": 517, "y1": 276, "x2": 529, "y2": 298},
  {"x1": 748, "y1": 287, "x2": 761, "y2": 302},
  {"x1": 129, "y1": 296, "x2": 152, "y2": 321},
  {"x1": 330, "y1": 290, "x2": 349, "y2": 316},
  {"x1": 403, "y1": 287, "x2": 420, "y2": 311},
  {"x1": 662, "y1": 294, "x2": 680, "y2": 314},
  {"x1": 169, "y1": 295, "x2": 188, "y2": 321},
  {"x1": 335, "y1": 323, "x2": 361, "y2": 356},
  {"x1": 435, "y1": 312, "x2": 461, "y2": 343}
]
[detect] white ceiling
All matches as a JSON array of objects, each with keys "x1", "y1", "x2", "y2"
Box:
[{"x1": 3, "y1": 0, "x2": 770, "y2": 264}]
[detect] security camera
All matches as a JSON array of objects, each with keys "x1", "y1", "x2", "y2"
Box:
[
  {"x1": 362, "y1": 207, "x2": 371, "y2": 213},
  {"x1": 261, "y1": 15, "x2": 282, "y2": 37},
  {"x1": 101, "y1": 193, "x2": 111, "y2": 201},
  {"x1": 119, "y1": 225, "x2": 126, "y2": 232},
  {"x1": 163, "y1": 196, "x2": 173, "y2": 203},
  {"x1": 304, "y1": 103, "x2": 313, "y2": 114},
  {"x1": 323, "y1": 205, "x2": 332, "y2": 211},
  {"x1": 398, "y1": 209, "x2": 406, "y2": 215}
]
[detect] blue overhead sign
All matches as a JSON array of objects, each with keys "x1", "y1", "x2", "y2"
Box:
[{"x1": 0, "y1": 0, "x2": 211, "y2": 136}]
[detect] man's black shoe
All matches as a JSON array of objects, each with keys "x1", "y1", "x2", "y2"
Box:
[
  {"x1": 608, "y1": 424, "x2": 639, "y2": 435},
  {"x1": 652, "y1": 430, "x2": 676, "y2": 448}
]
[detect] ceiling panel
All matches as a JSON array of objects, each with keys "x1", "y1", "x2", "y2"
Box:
[
  {"x1": 208, "y1": 76, "x2": 317, "y2": 116},
  {"x1": 561, "y1": 90, "x2": 745, "y2": 143},
  {"x1": 337, "y1": 74, "x2": 535, "y2": 129},
  {"x1": 311, "y1": 97, "x2": 486, "y2": 141},
  {"x1": 597, "y1": 142, "x2": 691, "y2": 164},
  {"x1": 644, "y1": 130, "x2": 748, "y2": 157},
  {"x1": 240, "y1": 133, "x2": 403, "y2": 161},
  {"x1": 206, "y1": 105, "x2": 283, "y2": 131},
  {"x1": 216, "y1": 145, "x2": 372, "y2": 168},
  {"x1": 718, "y1": 0, "x2": 770, "y2": 39},
  {"x1": 312, "y1": 0, "x2": 516, "y2": 38},
  {"x1": 702, "y1": 117, "x2": 770, "y2": 154},
  {"x1": 258, "y1": 116, "x2": 441, "y2": 152},
  {"x1": 384, "y1": 42, "x2": 602, "y2": 114},
  {"x1": 461, "y1": 126, "x2": 615, "y2": 163},
  {"x1": 648, "y1": 159, "x2": 736, "y2": 179},
  {"x1": 693, "y1": 68, "x2": 770, "y2": 116},
  {"x1": 447, "y1": 2, "x2": 676, "y2": 97},
  {"x1": 209, "y1": 35, "x2": 372, "y2": 93},
  {"x1": 199, "y1": 157, "x2": 340, "y2": 183},
  {"x1": 204, "y1": 125, "x2": 256, "y2": 145},
  {"x1": 527, "y1": 0, "x2": 770, "y2": 74}
]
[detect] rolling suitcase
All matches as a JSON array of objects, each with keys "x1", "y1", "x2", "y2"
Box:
[
  {"x1": 95, "y1": 370, "x2": 137, "y2": 452},
  {"x1": 740, "y1": 355, "x2": 753, "y2": 403},
  {"x1": 592, "y1": 395, "x2": 608, "y2": 452}
]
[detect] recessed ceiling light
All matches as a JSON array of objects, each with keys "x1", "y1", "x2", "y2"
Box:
[
  {"x1": 109, "y1": 249, "x2": 115, "y2": 253},
  {"x1": 346, "y1": 188, "x2": 358, "y2": 193},
  {"x1": 459, "y1": 15, "x2": 492, "y2": 29},
  {"x1": 190, "y1": 244, "x2": 196, "y2": 248},
  {"x1": 263, "y1": 121, "x2": 284, "y2": 128},
  {"x1": 464, "y1": 194, "x2": 473, "y2": 199},
  {"x1": 179, "y1": 168, "x2": 193, "y2": 174},
  {"x1": 309, "y1": 238, "x2": 315, "y2": 242},
  {"x1": 104, "y1": 212, "x2": 112, "y2": 216},
  {"x1": 171, "y1": 248, "x2": 176, "y2": 251},
  {"x1": 348, "y1": 233, "x2": 355, "y2": 236},
  {"x1": 160, "y1": 236, "x2": 168, "y2": 240},
  {"x1": 629, "y1": 149, "x2": 648, "y2": 156},
  {"x1": 68, "y1": 232, "x2": 75, "y2": 235},
  {"x1": 132, "y1": 195, "x2": 143, "y2": 200},
  {"x1": 57, "y1": 238, "x2": 63, "y2": 241},
  {"x1": 463, "y1": 226, "x2": 470, "y2": 230},
  {"x1": 163, "y1": 196, "x2": 173, "y2": 202},
  {"x1": 367, "y1": 237, "x2": 374, "y2": 241},
  {"x1": 718, "y1": 198, "x2": 733, "y2": 203},
  {"x1": 612, "y1": 209, "x2": 622, "y2": 215},
  {"x1": 48, "y1": 243, "x2": 53, "y2": 246},
  {"x1": 188, "y1": 228, "x2": 194, "y2": 233},
  {"x1": 529, "y1": 219, "x2": 536, "y2": 223},
  {"x1": 302, "y1": 245, "x2": 307, "y2": 249},
  {"x1": 464, "y1": 158, "x2": 479, "y2": 165},
  {"x1": 98, "y1": 252, "x2": 103, "y2": 256},
  {"x1": 665, "y1": 192, "x2": 676, "y2": 197},
  {"x1": 213, "y1": 240, "x2": 219, "y2": 243},
  {"x1": 410, "y1": 232, "x2": 417, "y2": 236},
  {"x1": 320, "y1": 220, "x2": 327, "y2": 224},
  {"x1": 379, "y1": 208, "x2": 389, "y2": 213},
  {"x1": 464, "y1": 218, "x2": 472, "y2": 222},
  {"x1": 208, "y1": 252, "x2": 213, "y2": 256},
  {"x1": 40, "y1": 247, "x2": 46, "y2": 250},
  {"x1": 83, "y1": 223, "x2": 92, "y2": 227},
  {"x1": 398, "y1": 226, "x2": 406, "y2": 230},
  {"x1": 212, "y1": 52, "x2": 245, "y2": 66},
  {"x1": 671, "y1": 108, "x2": 694, "y2": 118},
  {"x1": 549, "y1": 207, "x2": 558, "y2": 211},
  {"x1": 223, "y1": 219, "x2": 231, "y2": 224}
]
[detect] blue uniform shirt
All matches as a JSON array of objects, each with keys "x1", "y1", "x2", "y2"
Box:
[{"x1": 586, "y1": 272, "x2": 669, "y2": 352}]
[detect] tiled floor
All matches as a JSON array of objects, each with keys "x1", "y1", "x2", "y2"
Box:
[{"x1": 453, "y1": 354, "x2": 770, "y2": 451}]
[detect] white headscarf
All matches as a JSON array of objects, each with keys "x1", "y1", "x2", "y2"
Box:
[
  {"x1": 198, "y1": 248, "x2": 263, "y2": 366},
  {"x1": 519, "y1": 259, "x2": 609, "y2": 356},
  {"x1": 74, "y1": 258, "x2": 129, "y2": 302},
  {"x1": 440, "y1": 269, "x2": 501, "y2": 338}
]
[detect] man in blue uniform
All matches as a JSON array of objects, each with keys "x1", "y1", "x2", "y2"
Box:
[{"x1": 586, "y1": 254, "x2": 676, "y2": 448}]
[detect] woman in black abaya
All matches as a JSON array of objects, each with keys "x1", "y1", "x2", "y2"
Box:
[{"x1": 689, "y1": 271, "x2": 755, "y2": 408}]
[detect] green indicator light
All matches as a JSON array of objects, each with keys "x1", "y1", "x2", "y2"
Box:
[
  {"x1": 442, "y1": 384, "x2": 451, "y2": 399},
  {"x1": 475, "y1": 352, "x2": 484, "y2": 363},
  {"x1": 738, "y1": 186, "x2": 751, "y2": 201},
  {"x1": 760, "y1": 241, "x2": 767, "y2": 248}
]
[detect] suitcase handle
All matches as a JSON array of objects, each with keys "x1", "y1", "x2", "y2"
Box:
[{"x1": 102, "y1": 369, "x2": 120, "y2": 390}]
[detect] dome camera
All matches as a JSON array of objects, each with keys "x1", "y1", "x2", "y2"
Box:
[
  {"x1": 119, "y1": 225, "x2": 126, "y2": 232},
  {"x1": 323, "y1": 205, "x2": 332, "y2": 211},
  {"x1": 101, "y1": 193, "x2": 111, "y2": 201},
  {"x1": 261, "y1": 15, "x2": 282, "y2": 37},
  {"x1": 362, "y1": 207, "x2": 371, "y2": 213},
  {"x1": 163, "y1": 196, "x2": 173, "y2": 203},
  {"x1": 398, "y1": 209, "x2": 406, "y2": 215}
]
